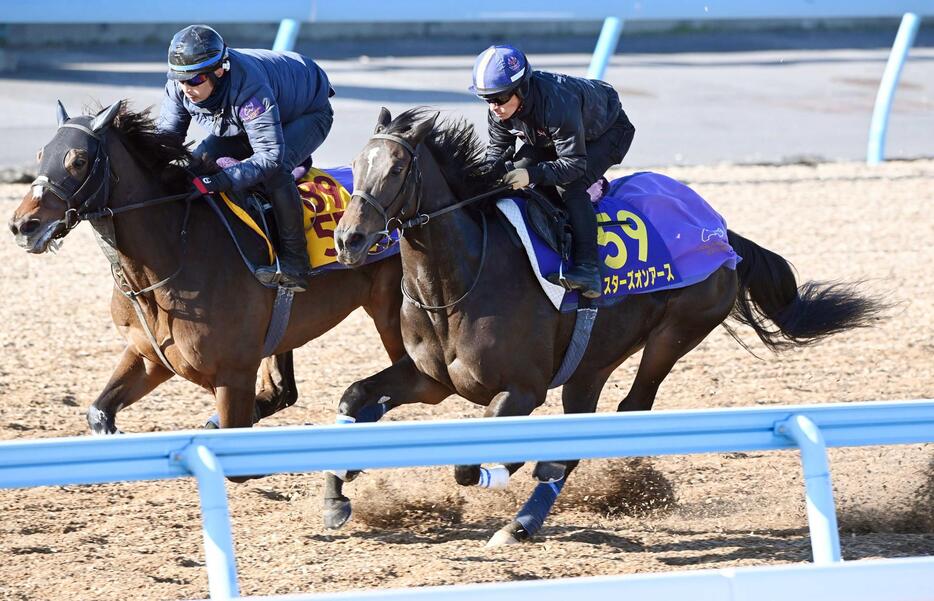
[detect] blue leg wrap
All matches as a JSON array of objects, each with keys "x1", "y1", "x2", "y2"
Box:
[
  {"x1": 355, "y1": 401, "x2": 390, "y2": 423},
  {"x1": 515, "y1": 478, "x2": 566, "y2": 537}
]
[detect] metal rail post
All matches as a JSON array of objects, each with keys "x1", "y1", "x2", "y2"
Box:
[
  {"x1": 587, "y1": 17, "x2": 624, "y2": 80},
  {"x1": 867, "y1": 13, "x2": 921, "y2": 165},
  {"x1": 273, "y1": 18, "x2": 302, "y2": 52},
  {"x1": 175, "y1": 444, "x2": 240, "y2": 600},
  {"x1": 775, "y1": 415, "x2": 842, "y2": 564}
]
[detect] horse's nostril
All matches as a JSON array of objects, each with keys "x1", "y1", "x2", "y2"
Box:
[
  {"x1": 346, "y1": 233, "x2": 365, "y2": 251},
  {"x1": 18, "y1": 219, "x2": 40, "y2": 236},
  {"x1": 9, "y1": 222, "x2": 18, "y2": 236}
]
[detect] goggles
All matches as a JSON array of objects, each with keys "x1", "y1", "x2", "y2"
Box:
[
  {"x1": 180, "y1": 72, "x2": 211, "y2": 87},
  {"x1": 483, "y1": 91, "x2": 514, "y2": 107}
]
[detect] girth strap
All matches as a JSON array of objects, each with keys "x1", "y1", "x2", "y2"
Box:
[{"x1": 548, "y1": 306, "x2": 599, "y2": 389}]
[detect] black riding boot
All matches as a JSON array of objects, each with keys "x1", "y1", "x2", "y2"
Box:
[
  {"x1": 553, "y1": 185, "x2": 603, "y2": 298},
  {"x1": 256, "y1": 176, "x2": 310, "y2": 292}
]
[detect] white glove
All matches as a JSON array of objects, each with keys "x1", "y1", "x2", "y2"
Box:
[{"x1": 502, "y1": 168, "x2": 530, "y2": 190}]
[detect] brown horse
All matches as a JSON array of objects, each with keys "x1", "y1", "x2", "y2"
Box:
[
  {"x1": 8, "y1": 101, "x2": 404, "y2": 435},
  {"x1": 327, "y1": 107, "x2": 885, "y2": 545}
]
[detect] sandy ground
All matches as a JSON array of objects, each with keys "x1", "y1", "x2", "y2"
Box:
[{"x1": 0, "y1": 160, "x2": 931, "y2": 600}]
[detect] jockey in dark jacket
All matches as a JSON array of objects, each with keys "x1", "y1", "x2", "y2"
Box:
[
  {"x1": 157, "y1": 24, "x2": 334, "y2": 291},
  {"x1": 471, "y1": 45, "x2": 635, "y2": 298}
]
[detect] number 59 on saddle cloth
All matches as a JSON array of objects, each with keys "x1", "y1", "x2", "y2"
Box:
[
  {"x1": 219, "y1": 165, "x2": 399, "y2": 273},
  {"x1": 497, "y1": 171, "x2": 742, "y2": 312}
]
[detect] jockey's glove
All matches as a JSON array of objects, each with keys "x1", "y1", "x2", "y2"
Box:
[
  {"x1": 478, "y1": 147, "x2": 515, "y2": 180},
  {"x1": 502, "y1": 168, "x2": 530, "y2": 190},
  {"x1": 192, "y1": 171, "x2": 233, "y2": 195}
]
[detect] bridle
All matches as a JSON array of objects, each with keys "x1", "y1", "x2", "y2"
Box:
[
  {"x1": 32, "y1": 121, "x2": 117, "y2": 233},
  {"x1": 352, "y1": 132, "x2": 510, "y2": 312},
  {"x1": 31, "y1": 116, "x2": 194, "y2": 375},
  {"x1": 350, "y1": 133, "x2": 424, "y2": 250}
]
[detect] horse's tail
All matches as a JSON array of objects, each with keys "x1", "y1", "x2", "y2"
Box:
[{"x1": 726, "y1": 229, "x2": 886, "y2": 351}]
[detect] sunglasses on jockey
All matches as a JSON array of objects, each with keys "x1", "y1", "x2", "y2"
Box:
[
  {"x1": 180, "y1": 72, "x2": 211, "y2": 87},
  {"x1": 482, "y1": 91, "x2": 515, "y2": 107}
]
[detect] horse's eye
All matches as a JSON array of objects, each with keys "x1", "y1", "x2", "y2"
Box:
[
  {"x1": 390, "y1": 166, "x2": 403, "y2": 176},
  {"x1": 73, "y1": 158, "x2": 87, "y2": 168}
]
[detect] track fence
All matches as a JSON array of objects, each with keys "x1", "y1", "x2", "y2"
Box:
[{"x1": 1, "y1": 399, "x2": 932, "y2": 599}]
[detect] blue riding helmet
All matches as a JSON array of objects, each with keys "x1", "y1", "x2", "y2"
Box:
[
  {"x1": 469, "y1": 45, "x2": 531, "y2": 99},
  {"x1": 167, "y1": 24, "x2": 228, "y2": 81}
]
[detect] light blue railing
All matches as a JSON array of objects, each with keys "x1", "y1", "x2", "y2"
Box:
[{"x1": 1, "y1": 399, "x2": 932, "y2": 599}]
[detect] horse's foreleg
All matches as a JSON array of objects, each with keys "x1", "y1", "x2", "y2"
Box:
[
  {"x1": 362, "y1": 260, "x2": 406, "y2": 362},
  {"x1": 215, "y1": 370, "x2": 261, "y2": 483},
  {"x1": 487, "y1": 372, "x2": 610, "y2": 547},
  {"x1": 204, "y1": 353, "x2": 296, "y2": 429},
  {"x1": 323, "y1": 356, "x2": 451, "y2": 530},
  {"x1": 453, "y1": 388, "x2": 541, "y2": 489},
  {"x1": 87, "y1": 346, "x2": 173, "y2": 435}
]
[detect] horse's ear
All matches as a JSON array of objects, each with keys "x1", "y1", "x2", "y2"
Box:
[
  {"x1": 90, "y1": 102, "x2": 122, "y2": 133},
  {"x1": 374, "y1": 107, "x2": 392, "y2": 134},
  {"x1": 408, "y1": 111, "x2": 439, "y2": 145},
  {"x1": 56, "y1": 100, "x2": 69, "y2": 127}
]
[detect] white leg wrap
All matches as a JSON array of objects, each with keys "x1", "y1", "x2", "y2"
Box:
[{"x1": 478, "y1": 464, "x2": 510, "y2": 489}]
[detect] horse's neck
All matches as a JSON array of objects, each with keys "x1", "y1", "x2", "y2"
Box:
[
  {"x1": 401, "y1": 154, "x2": 485, "y2": 308},
  {"x1": 103, "y1": 139, "x2": 188, "y2": 289}
]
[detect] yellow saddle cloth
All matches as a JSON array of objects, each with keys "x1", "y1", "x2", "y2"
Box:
[{"x1": 219, "y1": 166, "x2": 353, "y2": 268}]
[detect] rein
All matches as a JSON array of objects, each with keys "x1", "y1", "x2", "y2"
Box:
[{"x1": 356, "y1": 132, "x2": 506, "y2": 312}]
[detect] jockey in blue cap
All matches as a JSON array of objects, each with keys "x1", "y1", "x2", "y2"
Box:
[
  {"x1": 471, "y1": 44, "x2": 635, "y2": 298},
  {"x1": 157, "y1": 24, "x2": 335, "y2": 291}
]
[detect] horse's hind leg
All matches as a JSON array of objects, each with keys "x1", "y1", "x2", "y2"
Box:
[
  {"x1": 617, "y1": 276, "x2": 735, "y2": 413},
  {"x1": 488, "y1": 369, "x2": 612, "y2": 546},
  {"x1": 87, "y1": 346, "x2": 173, "y2": 434},
  {"x1": 254, "y1": 352, "x2": 297, "y2": 421}
]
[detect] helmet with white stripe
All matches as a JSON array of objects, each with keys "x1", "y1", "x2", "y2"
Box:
[{"x1": 469, "y1": 45, "x2": 531, "y2": 99}]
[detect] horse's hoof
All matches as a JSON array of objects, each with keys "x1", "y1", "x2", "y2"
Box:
[
  {"x1": 454, "y1": 464, "x2": 481, "y2": 486},
  {"x1": 485, "y1": 529, "x2": 522, "y2": 547},
  {"x1": 204, "y1": 413, "x2": 220, "y2": 429},
  {"x1": 533, "y1": 460, "x2": 566, "y2": 483},
  {"x1": 343, "y1": 469, "x2": 362, "y2": 482},
  {"x1": 323, "y1": 497, "x2": 352, "y2": 530}
]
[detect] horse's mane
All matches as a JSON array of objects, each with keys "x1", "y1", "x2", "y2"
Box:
[
  {"x1": 101, "y1": 101, "x2": 193, "y2": 191},
  {"x1": 383, "y1": 108, "x2": 497, "y2": 200}
]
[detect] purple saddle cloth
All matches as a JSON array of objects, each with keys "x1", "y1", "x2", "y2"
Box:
[{"x1": 496, "y1": 171, "x2": 741, "y2": 312}]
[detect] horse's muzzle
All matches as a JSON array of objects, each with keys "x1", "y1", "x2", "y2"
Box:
[
  {"x1": 334, "y1": 229, "x2": 371, "y2": 267},
  {"x1": 9, "y1": 216, "x2": 64, "y2": 254}
]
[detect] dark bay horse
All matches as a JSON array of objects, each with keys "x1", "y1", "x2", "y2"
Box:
[
  {"x1": 8, "y1": 101, "x2": 405, "y2": 435},
  {"x1": 328, "y1": 107, "x2": 885, "y2": 545}
]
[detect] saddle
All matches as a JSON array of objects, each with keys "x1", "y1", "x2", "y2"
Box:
[{"x1": 523, "y1": 188, "x2": 572, "y2": 263}]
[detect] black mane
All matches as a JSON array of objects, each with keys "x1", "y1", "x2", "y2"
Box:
[
  {"x1": 105, "y1": 101, "x2": 193, "y2": 191},
  {"x1": 383, "y1": 108, "x2": 497, "y2": 199}
]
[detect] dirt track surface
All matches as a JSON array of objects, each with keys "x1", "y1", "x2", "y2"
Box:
[{"x1": 0, "y1": 160, "x2": 932, "y2": 600}]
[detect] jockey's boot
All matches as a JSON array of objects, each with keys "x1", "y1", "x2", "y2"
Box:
[
  {"x1": 551, "y1": 186, "x2": 603, "y2": 299},
  {"x1": 257, "y1": 174, "x2": 310, "y2": 292}
]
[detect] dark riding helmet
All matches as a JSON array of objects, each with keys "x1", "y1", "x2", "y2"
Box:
[
  {"x1": 468, "y1": 45, "x2": 531, "y2": 100},
  {"x1": 167, "y1": 25, "x2": 228, "y2": 81}
]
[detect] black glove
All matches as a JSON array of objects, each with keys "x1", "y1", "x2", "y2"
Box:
[
  {"x1": 479, "y1": 147, "x2": 516, "y2": 181},
  {"x1": 192, "y1": 171, "x2": 233, "y2": 195}
]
